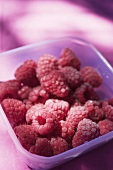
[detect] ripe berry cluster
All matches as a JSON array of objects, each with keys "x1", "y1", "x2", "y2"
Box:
[{"x1": 1, "y1": 48, "x2": 113, "y2": 157}]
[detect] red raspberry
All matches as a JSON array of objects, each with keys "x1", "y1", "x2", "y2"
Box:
[
  {"x1": 66, "y1": 105, "x2": 89, "y2": 128},
  {"x1": 45, "y1": 99, "x2": 70, "y2": 120},
  {"x1": 36, "y1": 54, "x2": 58, "y2": 79},
  {"x1": 18, "y1": 86, "x2": 32, "y2": 100},
  {"x1": 80, "y1": 66, "x2": 102, "y2": 87},
  {"x1": 58, "y1": 120, "x2": 75, "y2": 143},
  {"x1": 102, "y1": 101, "x2": 113, "y2": 121},
  {"x1": 98, "y1": 119, "x2": 113, "y2": 135},
  {"x1": 85, "y1": 100, "x2": 105, "y2": 122},
  {"x1": 28, "y1": 86, "x2": 50, "y2": 104},
  {"x1": 75, "y1": 83, "x2": 99, "y2": 104},
  {"x1": 14, "y1": 125, "x2": 38, "y2": 150},
  {"x1": 14, "y1": 60, "x2": 40, "y2": 87},
  {"x1": 0, "y1": 79, "x2": 21, "y2": 102},
  {"x1": 61, "y1": 66, "x2": 83, "y2": 89},
  {"x1": 40, "y1": 70, "x2": 70, "y2": 98},
  {"x1": 72, "y1": 118, "x2": 100, "y2": 147},
  {"x1": 50, "y1": 137, "x2": 68, "y2": 155},
  {"x1": 58, "y1": 48, "x2": 81, "y2": 70},
  {"x1": 26, "y1": 103, "x2": 44, "y2": 124},
  {"x1": 32, "y1": 108, "x2": 58, "y2": 135},
  {"x1": 1, "y1": 98, "x2": 27, "y2": 127},
  {"x1": 29, "y1": 138, "x2": 53, "y2": 157}
]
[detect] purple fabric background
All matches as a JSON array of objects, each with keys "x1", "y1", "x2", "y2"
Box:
[{"x1": 0, "y1": 0, "x2": 113, "y2": 170}]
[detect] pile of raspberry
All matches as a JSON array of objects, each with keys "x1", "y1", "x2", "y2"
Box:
[{"x1": 1, "y1": 47, "x2": 113, "y2": 157}]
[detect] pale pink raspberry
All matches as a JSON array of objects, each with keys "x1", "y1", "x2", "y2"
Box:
[
  {"x1": 36, "y1": 54, "x2": 58, "y2": 79},
  {"x1": 32, "y1": 108, "x2": 58, "y2": 135},
  {"x1": 66, "y1": 105, "x2": 89, "y2": 129},
  {"x1": 40, "y1": 70, "x2": 70, "y2": 98},
  {"x1": 72, "y1": 118, "x2": 100, "y2": 147},
  {"x1": 45, "y1": 99, "x2": 70, "y2": 120},
  {"x1": 26, "y1": 103, "x2": 44, "y2": 124}
]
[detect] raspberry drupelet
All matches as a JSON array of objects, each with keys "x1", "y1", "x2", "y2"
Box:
[
  {"x1": 29, "y1": 138, "x2": 53, "y2": 157},
  {"x1": 14, "y1": 59, "x2": 40, "y2": 87},
  {"x1": 60, "y1": 66, "x2": 83, "y2": 90},
  {"x1": 58, "y1": 48, "x2": 81, "y2": 70},
  {"x1": 40, "y1": 70, "x2": 70, "y2": 98},
  {"x1": 72, "y1": 118, "x2": 100, "y2": 147},
  {"x1": 80, "y1": 66, "x2": 102, "y2": 87},
  {"x1": 1, "y1": 98, "x2": 27, "y2": 127},
  {"x1": 14, "y1": 124, "x2": 38, "y2": 150},
  {"x1": 36, "y1": 54, "x2": 59, "y2": 79}
]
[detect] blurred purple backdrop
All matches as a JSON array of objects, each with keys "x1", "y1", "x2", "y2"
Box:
[{"x1": 0, "y1": 0, "x2": 113, "y2": 64}]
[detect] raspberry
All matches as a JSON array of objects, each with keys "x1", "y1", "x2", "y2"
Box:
[
  {"x1": 32, "y1": 107, "x2": 58, "y2": 135},
  {"x1": 102, "y1": 101, "x2": 113, "y2": 121},
  {"x1": 40, "y1": 70, "x2": 70, "y2": 98},
  {"x1": 50, "y1": 137, "x2": 69, "y2": 155},
  {"x1": 28, "y1": 86, "x2": 50, "y2": 104},
  {"x1": 72, "y1": 118, "x2": 100, "y2": 147},
  {"x1": 1, "y1": 98, "x2": 27, "y2": 127},
  {"x1": 29, "y1": 138, "x2": 53, "y2": 157},
  {"x1": 98, "y1": 119, "x2": 113, "y2": 135},
  {"x1": 14, "y1": 124, "x2": 38, "y2": 150},
  {"x1": 58, "y1": 120, "x2": 75, "y2": 143},
  {"x1": 45, "y1": 99, "x2": 70, "y2": 120},
  {"x1": 85, "y1": 100, "x2": 105, "y2": 122},
  {"x1": 80, "y1": 66, "x2": 102, "y2": 87},
  {"x1": 66, "y1": 105, "x2": 89, "y2": 128},
  {"x1": 61, "y1": 66, "x2": 83, "y2": 89},
  {"x1": 36, "y1": 54, "x2": 58, "y2": 79},
  {"x1": 58, "y1": 48, "x2": 81, "y2": 70},
  {"x1": 14, "y1": 60, "x2": 40, "y2": 87},
  {"x1": 0, "y1": 79, "x2": 21, "y2": 102},
  {"x1": 18, "y1": 86, "x2": 32, "y2": 100},
  {"x1": 75, "y1": 83, "x2": 99, "y2": 104},
  {"x1": 26, "y1": 103, "x2": 44, "y2": 124}
]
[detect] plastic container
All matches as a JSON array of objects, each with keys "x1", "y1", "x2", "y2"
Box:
[{"x1": 0, "y1": 37, "x2": 113, "y2": 170}]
